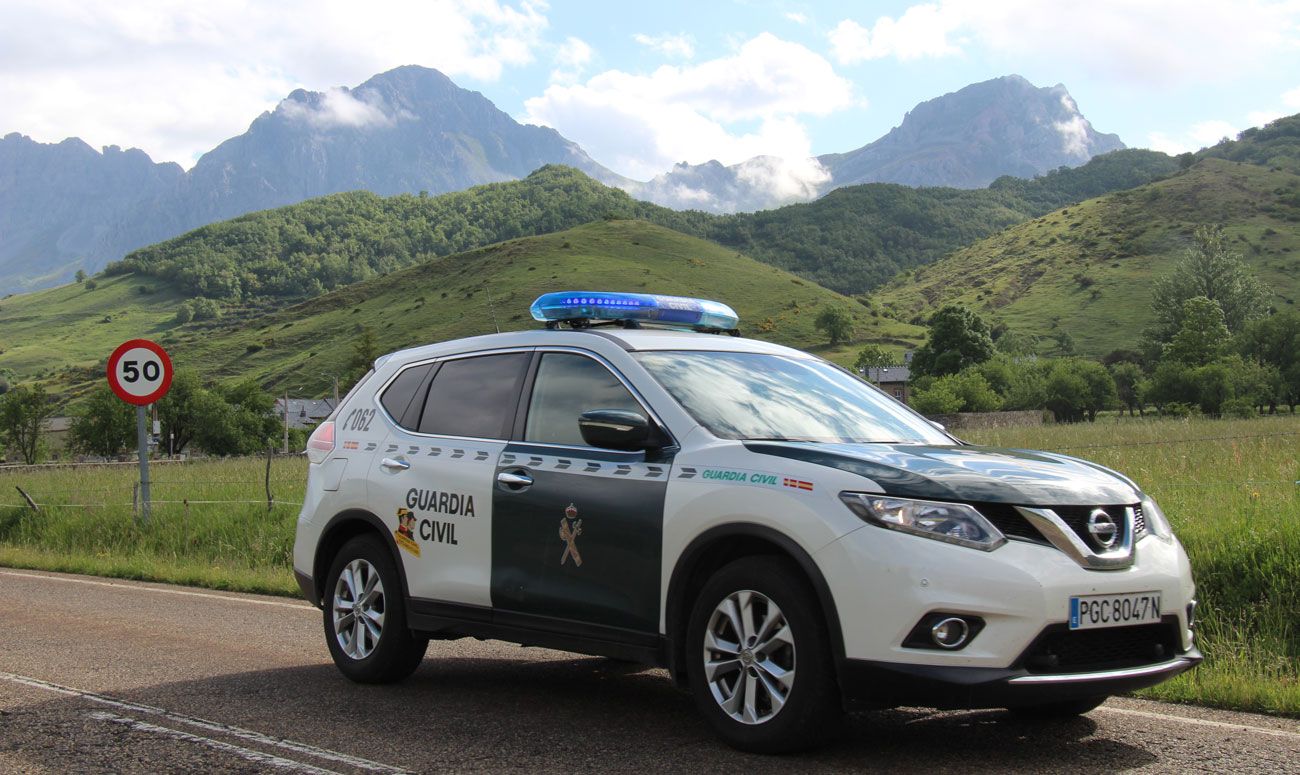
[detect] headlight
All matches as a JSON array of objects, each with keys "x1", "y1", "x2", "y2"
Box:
[
  {"x1": 1141, "y1": 496, "x2": 1173, "y2": 540},
  {"x1": 839, "y1": 494, "x2": 1006, "y2": 551}
]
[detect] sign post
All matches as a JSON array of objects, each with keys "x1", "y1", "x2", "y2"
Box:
[{"x1": 107, "y1": 339, "x2": 173, "y2": 526}]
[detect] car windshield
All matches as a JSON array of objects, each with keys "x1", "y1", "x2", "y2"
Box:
[{"x1": 634, "y1": 350, "x2": 951, "y2": 445}]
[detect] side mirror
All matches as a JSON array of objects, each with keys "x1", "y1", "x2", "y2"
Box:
[
  {"x1": 929, "y1": 420, "x2": 947, "y2": 432},
  {"x1": 579, "y1": 409, "x2": 651, "y2": 451}
]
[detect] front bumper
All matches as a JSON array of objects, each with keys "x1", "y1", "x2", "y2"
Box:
[{"x1": 840, "y1": 647, "x2": 1202, "y2": 710}]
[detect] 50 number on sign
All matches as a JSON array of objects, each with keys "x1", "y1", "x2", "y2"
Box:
[{"x1": 107, "y1": 339, "x2": 174, "y2": 406}]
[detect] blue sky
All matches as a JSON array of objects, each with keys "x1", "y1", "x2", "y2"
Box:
[{"x1": 2, "y1": 0, "x2": 1298, "y2": 180}]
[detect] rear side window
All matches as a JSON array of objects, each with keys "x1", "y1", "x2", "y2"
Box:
[
  {"x1": 380, "y1": 363, "x2": 434, "y2": 430},
  {"x1": 418, "y1": 353, "x2": 530, "y2": 438}
]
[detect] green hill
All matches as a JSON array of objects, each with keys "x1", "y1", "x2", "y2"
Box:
[
  {"x1": 107, "y1": 165, "x2": 707, "y2": 302},
  {"x1": 104, "y1": 150, "x2": 1180, "y2": 306},
  {"x1": 692, "y1": 149, "x2": 1181, "y2": 293},
  {"x1": 2, "y1": 221, "x2": 922, "y2": 400},
  {"x1": 874, "y1": 157, "x2": 1300, "y2": 356}
]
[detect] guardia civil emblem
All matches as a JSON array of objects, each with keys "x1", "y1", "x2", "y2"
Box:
[{"x1": 559, "y1": 503, "x2": 583, "y2": 567}]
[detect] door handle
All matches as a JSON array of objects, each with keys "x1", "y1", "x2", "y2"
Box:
[
  {"x1": 496, "y1": 471, "x2": 533, "y2": 488},
  {"x1": 381, "y1": 457, "x2": 410, "y2": 471}
]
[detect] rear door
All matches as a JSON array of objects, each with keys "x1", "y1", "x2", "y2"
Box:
[
  {"x1": 491, "y1": 350, "x2": 672, "y2": 635},
  {"x1": 369, "y1": 350, "x2": 531, "y2": 607}
]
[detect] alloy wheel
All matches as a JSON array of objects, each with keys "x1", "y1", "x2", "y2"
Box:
[
  {"x1": 332, "y1": 558, "x2": 385, "y2": 659},
  {"x1": 702, "y1": 589, "x2": 796, "y2": 725}
]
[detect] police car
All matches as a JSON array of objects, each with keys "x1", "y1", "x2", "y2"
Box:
[{"x1": 293, "y1": 292, "x2": 1200, "y2": 753}]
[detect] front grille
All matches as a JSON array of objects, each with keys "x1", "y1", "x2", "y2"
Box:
[
  {"x1": 1053, "y1": 504, "x2": 1130, "y2": 552},
  {"x1": 974, "y1": 503, "x2": 1045, "y2": 543},
  {"x1": 1133, "y1": 504, "x2": 1148, "y2": 537},
  {"x1": 1020, "y1": 619, "x2": 1181, "y2": 674}
]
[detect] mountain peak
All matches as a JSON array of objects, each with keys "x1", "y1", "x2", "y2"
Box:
[{"x1": 821, "y1": 74, "x2": 1123, "y2": 189}]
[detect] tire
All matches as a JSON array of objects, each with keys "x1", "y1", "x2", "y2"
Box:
[
  {"x1": 686, "y1": 556, "x2": 842, "y2": 753},
  {"x1": 1008, "y1": 695, "x2": 1108, "y2": 719},
  {"x1": 323, "y1": 534, "x2": 427, "y2": 683}
]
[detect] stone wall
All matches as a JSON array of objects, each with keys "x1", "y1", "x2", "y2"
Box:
[{"x1": 926, "y1": 409, "x2": 1051, "y2": 430}]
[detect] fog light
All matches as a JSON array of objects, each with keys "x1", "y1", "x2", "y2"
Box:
[
  {"x1": 1186, "y1": 600, "x2": 1197, "y2": 630},
  {"x1": 931, "y1": 617, "x2": 970, "y2": 649}
]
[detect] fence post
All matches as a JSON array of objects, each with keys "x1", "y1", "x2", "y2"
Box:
[
  {"x1": 266, "y1": 446, "x2": 274, "y2": 512},
  {"x1": 15, "y1": 486, "x2": 38, "y2": 512}
]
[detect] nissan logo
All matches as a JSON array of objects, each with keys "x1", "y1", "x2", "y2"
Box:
[{"x1": 1087, "y1": 508, "x2": 1119, "y2": 549}]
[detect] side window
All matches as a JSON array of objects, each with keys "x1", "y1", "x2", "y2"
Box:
[
  {"x1": 379, "y1": 363, "x2": 434, "y2": 430},
  {"x1": 418, "y1": 353, "x2": 530, "y2": 438},
  {"x1": 525, "y1": 353, "x2": 644, "y2": 446}
]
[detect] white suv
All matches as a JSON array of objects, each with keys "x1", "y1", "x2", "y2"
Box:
[{"x1": 294, "y1": 292, "x2": 1199, "y2": 753}]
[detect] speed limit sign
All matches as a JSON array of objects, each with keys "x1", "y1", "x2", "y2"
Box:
[{"x1": 107, "y1": 339, "x2": 173, "y2": 405}]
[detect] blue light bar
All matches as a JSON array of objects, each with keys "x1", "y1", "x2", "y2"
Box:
[{"x1": 530, "y1": 291, "x2": 739, "y2": 331}]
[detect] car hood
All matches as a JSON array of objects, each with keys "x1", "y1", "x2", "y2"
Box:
[{"x1": 744, "y1": 441, "x2": 1140, "y2": 506}]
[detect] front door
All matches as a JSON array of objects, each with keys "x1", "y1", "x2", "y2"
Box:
[{"x1": 491, "y1": 352, "x2": 670, "y2": 634}]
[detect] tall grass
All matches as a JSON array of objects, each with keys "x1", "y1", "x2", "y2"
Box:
[
  {"x1": 0, "y1": 456, "x2": 306, "y2": 594},
  {"x1": 0, "y1": 416, "x2": 1296, "y2": 714},
  {"x1": 964, "y1": 414, "x2": 1299, "y2": 716}
]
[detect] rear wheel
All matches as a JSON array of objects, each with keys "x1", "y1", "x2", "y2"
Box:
[
  {"x1": 686, "y1": 556, "x2": 841, "y2": 753},
  {"x1": 1009, "y1": 695, "x2": 1108, "y2": 718},
  {"x1": 324, "y1": 534, "x2": 427, "y2": 683}
]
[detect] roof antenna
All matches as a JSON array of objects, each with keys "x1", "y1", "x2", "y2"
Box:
[{"x1": 485, "y1": 288, "x2": 501, "y2": 334}]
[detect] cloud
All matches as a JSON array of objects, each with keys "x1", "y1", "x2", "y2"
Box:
[
  {"x1": 829, "y1": 1, "x2": 1300, "y2": 86},
  {"x1": 734, "y1": 153, "x2": 830, "y2": 202},
  {"x1": 633, "y1": 32, "x2": 695, "y2": 59},
  {"x1": 1147, "y1": 120, "x2": 1240, "y2": 155},
  {"x1": 523, "y1": 33, "x2": 853, "y2": 180},
  {"x1": 829, "y1": 4, "x2": 961, "y2": 63},
  {"x1": 785, "y1": 12, "x2": 808, "y2": 25},
  {"x1": 550, "y1": 36, "x2": 593, "y2": 84},
  {"x1": 0, "y1": 0, "x2": 549, "y2": 167},
  {"x1": 278, "y1": 87, "x2": 408, "y2": 129},
  {"x1": 1284, "y1": 86, "x2": 1300, "y2": 108}
]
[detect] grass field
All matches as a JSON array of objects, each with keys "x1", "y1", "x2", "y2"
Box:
[{"x1": 0, "y1": 414, "x2": 1295, "y2": 715}]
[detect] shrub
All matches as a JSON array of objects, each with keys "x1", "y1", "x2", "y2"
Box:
[{"x1": 1220, "y1": 397, "x2": 1257, "y2": 419}]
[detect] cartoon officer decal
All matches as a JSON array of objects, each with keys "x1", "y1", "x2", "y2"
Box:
[{"x1": 394, "y1": 507, "x2": 420, "y2": 557}]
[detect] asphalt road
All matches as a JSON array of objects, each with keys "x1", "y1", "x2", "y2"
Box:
[{"x1": 0, "y1": 568, "x2": 1296, "y2": 774}]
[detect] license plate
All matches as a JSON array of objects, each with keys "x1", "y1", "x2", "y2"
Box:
[{"x1": 1069, "y1": 591, "x2": 1162, "y2": 630}]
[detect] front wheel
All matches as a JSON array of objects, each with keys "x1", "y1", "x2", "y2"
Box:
[
  {"x1": 323, "y1": 534, "x2": 427, "y2": 683},
  {"x1": 686, "y1": 557, "x2": 842, "y2": 753}
]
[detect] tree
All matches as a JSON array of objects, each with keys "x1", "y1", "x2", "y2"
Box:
[
  {"x1": 1164, "y1": 296, "x2": 1231, "y2": 366},
  {"x1": 0, "y1": 384, "x2": 53, "y2": 464},
  {"x1": 347, "y1": 326, "x2": 379, "y2": 384},
  {"x1": 910, "y1": 381, "x2": 963, "y2": 415},
  {"x1": 74, "y1": 269, "x2": 86, "y2": 283},
  {"x1": 1145, "y1": 361, "x2": 1200, "y2": 412},
  {"x1": 911, "y1": 305, "x2": 995, "y2": 377},
  {"x1": 191, "y1": 379, "x2": 279, "y2": 456},
  {"x1": 1044, "y1": 360, "x2": 1116, "y2": 422},
  {"x1": 157, "y1": 368, "x2": 206, "y2": 454},
  {"x1": 1109, "y1": 361, "x2": 1145, "y2": 416},
  {"x1": 69, "y1": 384, "x2": 135, "y2": 457},
  {"x1": 854, "y1": 344, "x2": 893, "y2": 379},
  {"x1": 1147, "y1": 225, "x2": 1268, "y2": 344},
  {"x1": 814, "y1": 307, "x2": 854, "y2": 346}
]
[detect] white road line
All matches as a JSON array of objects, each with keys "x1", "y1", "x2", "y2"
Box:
[
  {"x1": 1099, "y1": 705, "x2": 1300, "y2": 741},
  {"x1": 0, "y1": 569, "x2": 315, "y2": 611},
  {"x1": 88, "y1": 711, "x2": 344, "y2": 775},
  {"x1": 0, "y1": 672, "x2": 413, "y2": 774}
]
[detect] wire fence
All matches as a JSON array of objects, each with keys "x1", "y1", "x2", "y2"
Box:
[
  {"x1": 1041, "y1": 431, "x2": 1300, "y2": 452},
  {"x1": 0, "y1": 430, "x2": 1294, "y2": 514}
]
